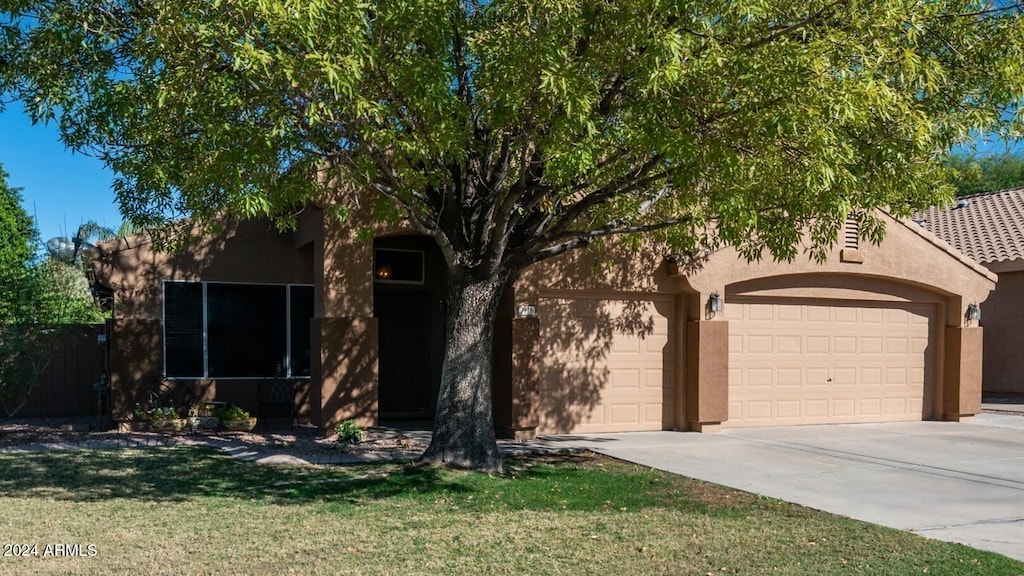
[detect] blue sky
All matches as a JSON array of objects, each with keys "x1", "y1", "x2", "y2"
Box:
[{"x1": 0, "y1": 103, "x2": 124, "y2": 244}]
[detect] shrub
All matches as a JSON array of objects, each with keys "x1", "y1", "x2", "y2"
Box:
[
  {"x1": 335, "y1": 419, "x2": 363, "y2": 443},
  {"x1": 214, "y1": 404, "x2": 250, "y2": 421}
]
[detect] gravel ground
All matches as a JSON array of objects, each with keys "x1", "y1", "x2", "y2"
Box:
[
  {"x1": 13, "y1": 408, "x2": 1015, "y2": 461},
  {"x1": 0, "y1": 417, "x2": 430, "y2": 461}
]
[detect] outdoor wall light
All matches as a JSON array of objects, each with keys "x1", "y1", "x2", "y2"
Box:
[
  {"x1": 708, "y1": 292, "x2": 723, "y2": 313},
  {"x1": 966, "y1": 303, "x2": 981, "y2": 322}
]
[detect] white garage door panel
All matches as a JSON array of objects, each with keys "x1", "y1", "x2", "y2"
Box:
[
  {"x1": 725, "y1": 301, "x2": 931, "y2": 427},
  {"x1": 537, "y1": 295, "x2": 672, "y2": 434}
]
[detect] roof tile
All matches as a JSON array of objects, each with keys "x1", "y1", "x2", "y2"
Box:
[{"x1": 916, "y1": 187, "x2": 1024, "y2": 265}]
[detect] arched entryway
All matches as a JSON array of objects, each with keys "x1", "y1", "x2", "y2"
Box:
[{"x1": 372, "y1": 234, "x2": 448, "y2": 420}]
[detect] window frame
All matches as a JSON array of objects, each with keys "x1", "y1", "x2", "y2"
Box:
[
  {"x1": 373, "y1": 248, "x2": 426, "y2": 285},
  {"x1": 161, "y1": 280, "x2": 314, "y2": 380}
]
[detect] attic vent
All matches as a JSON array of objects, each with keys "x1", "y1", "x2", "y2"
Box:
[
  {"x1": 840, "y1": 216, "x2": 865, "y2": 263},
  {"x1": 843, "y1": 217, "x2": 860, "y2": 250}
]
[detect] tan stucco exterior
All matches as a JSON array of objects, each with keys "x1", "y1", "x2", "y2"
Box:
[
  {"x1": 95, "y1": 220, "x2": 315, "y2": 420},
  {"x1": 94, "y1": 209, "x2": 995, "y2": 434},
  {"x1": 513, "y1": 212, "x2": 994, "y2": 433},
  {"x1": 97, "y1": 219, "x2": 315, "y2": 320},
  {"x1": 680, "y1": 214, "x2": 995, "y2": 324},
  {"x1": 979, "y1": 261, "x2": 1024, "y2": 396},
  {"x1": 915, "y1": 188, "x2": 1024, "y2": 398}
]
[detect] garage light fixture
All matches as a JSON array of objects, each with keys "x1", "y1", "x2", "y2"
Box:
[
  {"x1": 709, "y1": 292, "x2": 723, "y2": 313},
  {"x1": 966, "y1": 303, "x2": 981, "y2": 323}
]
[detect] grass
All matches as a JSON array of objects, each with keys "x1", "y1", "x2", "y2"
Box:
[{"x1": 0, "y1": 448, "x2": 1020, "y2": 576}]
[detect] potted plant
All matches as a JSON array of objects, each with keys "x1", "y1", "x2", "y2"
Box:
[
  {"x1": 129, "y1": 403, "x2": 151, "y2": 432},
  {"x1": 133, "y1": 403, "x2": 187, "y2": 433},
  {"x1": 187, "y1": 404, "x2": 220, "y2": 431},
  {"x1": 216, "y1": 405, "x2": 256, "y2": 431}
]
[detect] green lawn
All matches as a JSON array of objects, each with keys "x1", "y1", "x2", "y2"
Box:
[{"x1": 0, "y1": 448, "x2": 1019, "y2": 575}]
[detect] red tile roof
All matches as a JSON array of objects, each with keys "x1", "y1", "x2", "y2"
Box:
[{"x1": 916, "y1": 187, "x2": 1024, "y2": 265}]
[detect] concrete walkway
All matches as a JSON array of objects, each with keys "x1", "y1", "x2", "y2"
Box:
[{"x1": 533, "y1": 415, "x2": 1024, "y2": 562}]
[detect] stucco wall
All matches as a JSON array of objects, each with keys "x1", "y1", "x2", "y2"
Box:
[
  {"x1": 94, "y1": 219, "x2": 317, "y2": 422},
  {"x1": 514, "y1": 213, "x2": 995, "y2": 432},
  {"x1": 682, "y1": 213, "x2": 996, "y2": 323},
  {"x1": 981, "y1": 268, "x2": 1024, "y2": 396},
  {"x1": 516, "y1": 239, "x2": 674, "y2": 298},
  {"x1": 94, "y1": 219, "x2": 315, "y2": 320},
  {"x1": 96, "y1": 207, "x2": 998, "y2": 431}
]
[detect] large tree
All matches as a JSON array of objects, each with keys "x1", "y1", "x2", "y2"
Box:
[
  {"x1": 0, "y1": 164, "x2": 37, "y2": 321},
  {"x1": 3, "y1": 0, "x2": 1022, "y2": 470},
  {"x1": 0, "y1": 164, "x2": 47, "y2": 416},
  {"x1": 944, "y1": 151, "x2": 1024, "y2": 195},
  {"x1": 0, "y1": 166, "x2": 109, "y2": 415}
]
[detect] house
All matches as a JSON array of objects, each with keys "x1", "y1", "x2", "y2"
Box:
[
  {"x1": 92, "y1": 206, "x2": 994, "y2": 435},
  {"x1": 918, "y1": 187, "x2": 1024, "y2": 398}
]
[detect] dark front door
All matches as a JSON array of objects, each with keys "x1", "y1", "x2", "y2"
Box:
[{"x1": 375, "y1": 288, "x2": 434, "y2": 418}]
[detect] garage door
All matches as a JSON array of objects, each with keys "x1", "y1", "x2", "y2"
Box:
[
  {"x1": 725, "y1": 300, "x2": 932, "y2": 427},
  {"x1": 536, "y1": 294, "x2": 673, "y2": 434}
]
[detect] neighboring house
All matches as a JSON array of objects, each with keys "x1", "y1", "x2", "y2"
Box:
[
  {"x1": 918, "y1": 187, "x2": 1024, "y2": 398},
  {"x1": 92, "y1": 206, "x2": 994, "y2": 436}
]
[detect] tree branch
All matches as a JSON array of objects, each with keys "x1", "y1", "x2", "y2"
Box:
[
  {"x1": 540, "y1": 157, "x2": 667, "y2": 241},
  {"x1": 531, "y1": 218, "x2": 690, "y2": 264},
  {"x1": 740, "y1": 1, "x2": 846, "y2": 50}
]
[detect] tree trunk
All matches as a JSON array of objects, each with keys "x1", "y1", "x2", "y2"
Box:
[{"x1": 419, "y1": 270, "x2": 509, "y2": 473}]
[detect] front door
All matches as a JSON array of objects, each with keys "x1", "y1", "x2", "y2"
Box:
[
  {"x1": 375, "y1": 287, "x2": 435, "y2": 418},
  {"x1": 373, "y1": 236, "x2": 449, "y2": 420}
]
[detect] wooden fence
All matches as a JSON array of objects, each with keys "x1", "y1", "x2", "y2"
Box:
[{"x1": 15, "y1": 324, "x2": 108, "y2": 419}]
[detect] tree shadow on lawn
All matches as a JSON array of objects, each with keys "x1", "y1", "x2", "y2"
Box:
[{"x1": 0, "y1": 447, "x2": 746, "y2": 515}]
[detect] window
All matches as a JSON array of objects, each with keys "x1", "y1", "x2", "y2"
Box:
[
  {"x1": 163, "y1": 281, "x2": 314, "y2": 379},
  {"x1": 164, "y1": 282, "x2": 204, "y2": 378},
  {"x1": 374, "y1": 249, "x2": 424, "y2": 284}
]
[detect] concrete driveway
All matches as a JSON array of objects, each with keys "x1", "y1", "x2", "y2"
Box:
[{"x1": 537, "y1": 414, "x2": 1024, "y2": 561}]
